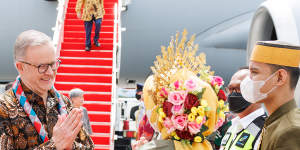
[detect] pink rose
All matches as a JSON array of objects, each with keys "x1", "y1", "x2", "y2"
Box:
[
  {"x1": 188, "y1": 121, "x2": 202, "y2": 135},
  {"x1": 160, "y1": 87, "x2": 169, "y2": 97},
  {"x1": 171, "y1": 104, "x2": 184, "y2": 115},
  {"x1": 174, "y1": 81, "x2": 180, "y2": 90},
  {"x1": 163, "y1": 117, "x2": 175, "y2": 133},
  {"x1": 184, "y1": 79, "x2": 197, "y2": 91},
  {"x1": 215, "y1": 118, "x2": 224, "y2": 130},
  {"x1": 168, "y1": 91, "x2": 187, "y2": 105},
  {"x1": 171, "y1": 115, "x2": 188, "y2": 131},
  {"x1": 202, "y1": 116, "x2": 207, "y2": 124},
  {"x1": 211, "y1": 76, "x2": 224, "y2": 86}
]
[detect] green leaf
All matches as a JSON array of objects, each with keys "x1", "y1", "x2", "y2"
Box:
[
  {"x1": 196, "y1": 88, "x2": 206, "y2": 99},
  {"x1": 204, "y1": 107, "x2": 211, "y2": 111}
]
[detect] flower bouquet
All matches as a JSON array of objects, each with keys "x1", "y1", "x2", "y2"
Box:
[
  {"x1": 157, "y1": 76, "x2": 228, "y2": 145},
  {"x1": 142, "y1": 29, "x2": 229, "y2": 149}
]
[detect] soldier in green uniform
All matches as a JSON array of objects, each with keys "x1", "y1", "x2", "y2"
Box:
[{"x1": 240, "y1": 41, "x2": 300, "y2": 150}]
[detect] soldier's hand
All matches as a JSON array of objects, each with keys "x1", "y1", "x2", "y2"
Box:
[
  {"x1": 52, "y1": 108, "x2": 83, "y2": 150},
  {"x1": 77, "y1": 12, "x2": 81, "y2": 19}
]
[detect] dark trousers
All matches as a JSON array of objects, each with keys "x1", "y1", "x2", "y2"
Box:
[{"x1": 84, "y1": 15, "x2": 102, "y2": 47}]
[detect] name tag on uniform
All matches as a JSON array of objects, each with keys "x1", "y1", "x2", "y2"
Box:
[
  {"x1": 221, "y1": 132, "x2": 231, "y2": 146},
  {"x1": 236, "y1": 133, "x2": 250, "y2": 148}
]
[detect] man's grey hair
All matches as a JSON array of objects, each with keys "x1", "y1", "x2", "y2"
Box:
[
  {"x1": 14, "y1": 30, "x2": 54, "y2": 61},
  {"x1": 69, "y1": 88, "x2": 84, "y2": 99}
]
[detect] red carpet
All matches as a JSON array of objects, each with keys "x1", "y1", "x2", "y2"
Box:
[{"x1": 55, "y1": 0, "x2": 117, "y2": 149}]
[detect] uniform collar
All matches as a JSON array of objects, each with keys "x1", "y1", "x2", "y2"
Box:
[
  {"x1": 265, "y1": 99, "x2": 297, "y2": 126},
  {"x1": 238, "y1": 107, "x2": 265, "y2": 129}
]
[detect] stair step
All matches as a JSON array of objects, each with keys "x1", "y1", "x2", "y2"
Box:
[
  {"x1": 67, "y1": 8, "x2": 114, "y2": 15},
  {"x1": 64, "y1": 31, "x2": 113, "y2": 38},
  {"x1": 84, "y1": 93, "x2": 112, "y2": 102},
  {"x1": 84, "y1": 103, "x2": 111, "y2": 112},
  {"x1": 56, "y1": 74, "x2": 112, "y2": 83},
  {"x1": 68, "y1": 2, "x2": 115, "y2": 8},
  {"x1": 63, "y1": 37, "x2": 113, "y2": 43},
  {"x1": 91, "y1": 136, "x2": 110, "y2": 145},
  {"x1": 59, "y1": 50, "x2": 113, "y2": 58},
  {"x1": 64, "y1": 25, "x2": 113, "y2": 32},
  {"x1": 89, "y1": 113, "x2": 111, "y2": 122},
  {"x1": 90, "y1": 122, "x2": 110, "y2": 134},
  {"x1": 57, "y1": 66, "x2": 112, "y2": 74},
  {"x1": 61, "y1": 42, "x2": 113, "y2": 50},
  {"x1": 66, "y1": 13, "x2": 114, "y2": 20},
  {"x1": 60, "y1": 57, "x2": 112, "y2": 66},
  {"x1": 91, "y1": 124, "x2": 111, "y2": 133},
  {"x1": 94, "y1": 144, "x2": 110, "y2": 150},
  {"x1": 54, "y1": 83, "x2": 112, "y2": 92},
  {"x1": 65, "y1": 19, "x2": 114, "y2": 26}
]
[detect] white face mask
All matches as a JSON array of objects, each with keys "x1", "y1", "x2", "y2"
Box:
[{"x1": 240, "y1": 72, "x2": 277, "y2": 103}]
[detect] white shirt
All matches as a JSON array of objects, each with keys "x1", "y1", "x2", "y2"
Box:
[{"x1": 220, "y1": 108, "x2": 265, "y2": 150}]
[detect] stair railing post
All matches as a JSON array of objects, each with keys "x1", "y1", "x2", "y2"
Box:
[
  {"x1": 110, "y1": 2, "x2": 121, "y2": 149},
  {"x1": 52, "y1": 0, "x2": 69, "y2": 57}
]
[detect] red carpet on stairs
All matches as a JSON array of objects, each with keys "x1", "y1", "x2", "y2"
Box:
[{"x1": 55, "y1": 0, "x2": 118, "y2": 149}]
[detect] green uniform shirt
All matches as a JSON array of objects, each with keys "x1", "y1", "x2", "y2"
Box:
[{"x1": 260, "y1": 99, "x2": 300, "y2": 150}]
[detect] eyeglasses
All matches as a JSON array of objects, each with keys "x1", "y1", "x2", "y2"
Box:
[{"x1": 18, "y1": 59, "x2": 61, "y2": 74}]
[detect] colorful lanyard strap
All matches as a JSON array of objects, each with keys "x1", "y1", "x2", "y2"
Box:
[{"x1": 12, "y1": 76, "x2": 67, "y2": 142}]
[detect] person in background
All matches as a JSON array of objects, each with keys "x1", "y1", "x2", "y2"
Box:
[
  {"x1": 220, "y1": 68, "x2": 266, "y2": 150},
  {"x1": 134, "y1": 83, "x2": 146, "y2": 124},
  {"x1": 69, "y1": 88, "x2": 93, "y2": 135},
  {"x1": 76, "y1": 0, "x2": 105, "y2": 51},
  {"x1": 241, "y1": 41, "x2": 300, "y2": 149},
  {"x1": 132, "y1": 83, "x2": 155, "y2": 150},
  {"x1": 130, "y1": 83, "x2": 144, "y2": 122},
  {"x1": 0, "y1": 30, "x2": 93, "y2": 149}
]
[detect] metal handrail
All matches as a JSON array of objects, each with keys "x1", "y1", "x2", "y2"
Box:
[
  {"x1": 110, "y1": 0, "x2": 122, "y2": 149},
  {"x1": 52, "y1": 0, "x2": 68, "y2": 56}
]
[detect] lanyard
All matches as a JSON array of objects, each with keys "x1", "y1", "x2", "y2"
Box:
[{"x1": 12, "y1": 76, "x2": 67, "y2": 142}]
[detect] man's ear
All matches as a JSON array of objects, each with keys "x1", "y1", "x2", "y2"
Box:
[
  {"x1": 276, "y1": 69, "x2": 288, "y2": 86},
  {"x1": 15, "y1": 61, "x2": 24, "y2": 73}
]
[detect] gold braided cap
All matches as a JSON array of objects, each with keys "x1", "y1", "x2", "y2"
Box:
[{"x1": 250, "y1": 41, "x2": 300, "y2": 67}]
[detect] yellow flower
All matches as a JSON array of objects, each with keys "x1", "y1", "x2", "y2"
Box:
[
  {"x1": 197, "y1": 106, "x2": 205, "y2": 115},
  {"x1": 218, "y1": 100, "x2": 224, "y2": 108},
  {"x1": 159, "y1": 116, "x2": 164, "y2": 122},
  {"x1": 171, "y1": 131, "x2": 176, "y2": 136},
  {"x1": 188, "y1": 113, "x2": 195, "y2": 122},
  {"x1": 201, "y1": 100, "x2": 208, "y2": 107},
  {"x1": 219, "y1": 111, "x2": 225, "y2": 120},
  {"x1": 174, "y1": 134, "x2": 180, "y2": 140},
  {"x1": 196, "y1": 116, "x2": 203, "y2": 124},
  {"x1": 191, "y1": 107, "x2": 198, "y2": 115},
  {"x1": 159, "y1": 111, "x2": 166, "y2": 118},
  {"x1": 194, "y1": 136, "x2": 202, "y2": 142},
  {"x1": 158, "y1": 108, "x2": 164, "y2": 113}
]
